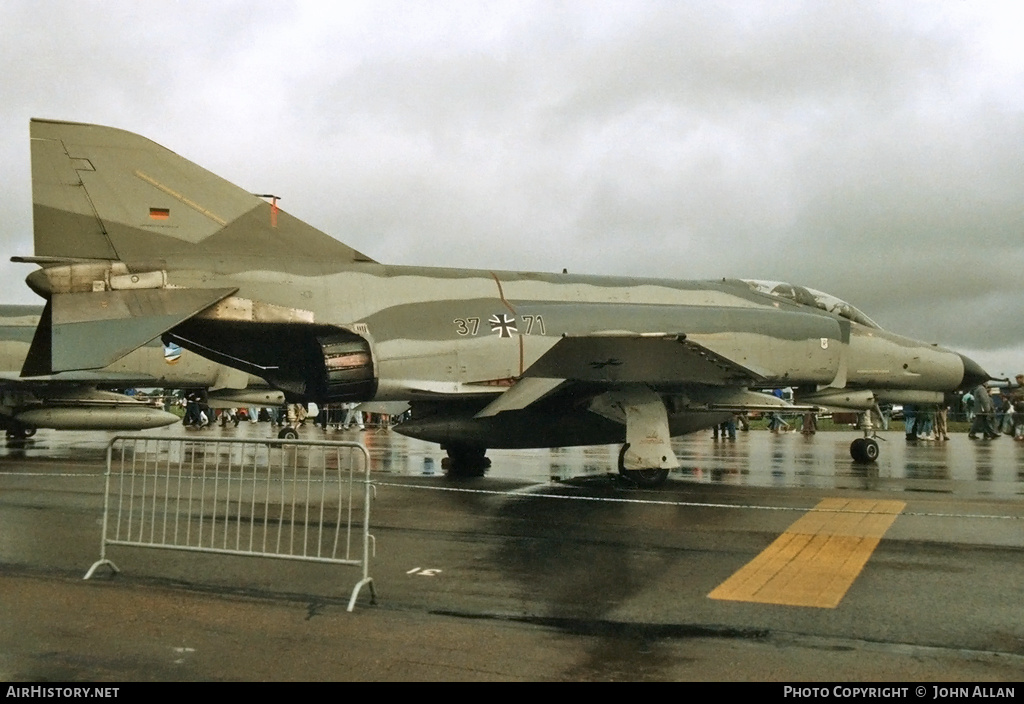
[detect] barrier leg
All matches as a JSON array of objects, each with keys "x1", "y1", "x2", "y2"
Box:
[
  {"x1": 347, "y1": 577, "x2": 376, "y2": 612},
  {"x1": 84, "y1": 559, "x2": 120, "y2": 580}
]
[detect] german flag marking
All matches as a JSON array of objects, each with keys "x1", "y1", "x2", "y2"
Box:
[{"x1": 708, "y1": 498, "x2": 905, "y2": 609}]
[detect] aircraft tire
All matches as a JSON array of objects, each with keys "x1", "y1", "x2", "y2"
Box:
[
  {"x1": 850, "y1": 437, "x2": 879, "y2": 463},
  {"x1": 862, "y1": 438, "x2": 879, "y2": 462},
  {"x1": 443, "y1": 445, "x2": 490, "y2": 478},
  {"x1": 6, "y1": 427, "x2": 35, "y2": 440},
  {"x1": 617, "y1": 444, "x2": 670, "y2": 488}
]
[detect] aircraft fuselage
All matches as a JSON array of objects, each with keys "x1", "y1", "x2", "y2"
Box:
[{"x1": 139, "y1": 261, "x2": 966, "y2": 401}]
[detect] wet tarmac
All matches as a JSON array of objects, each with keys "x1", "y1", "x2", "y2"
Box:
[{"x1": 1, "y1": 422, "x2": 1022, "y2": 681}]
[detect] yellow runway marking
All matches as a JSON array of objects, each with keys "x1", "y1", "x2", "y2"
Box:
[{"x1": 708, "y1": 498, "x2": 905, "y2": 608}]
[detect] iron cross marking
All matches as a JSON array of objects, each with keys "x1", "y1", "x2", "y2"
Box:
[{"x1": 489, "y1": 313, "x2": 517, "y2": 338}]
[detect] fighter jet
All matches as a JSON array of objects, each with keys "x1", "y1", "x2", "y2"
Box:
[
  {"x1": 1, "y1": 303, "x2": 282, "y2": 438},
  {"x1": 13, "y1": 119, "x2": 989, "y2": 484}
]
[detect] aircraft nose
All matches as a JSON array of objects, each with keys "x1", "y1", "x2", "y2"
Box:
[{"x1": 958, "y1": 353, "x2": 992, "y2": 390}]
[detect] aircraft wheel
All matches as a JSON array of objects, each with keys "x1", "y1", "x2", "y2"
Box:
[
  {"x1": 617, "y1": 444, "x2": 670, "y2": 488},
  {"x1": 850, "y1": 437, "x2": 879, "y2": 463},
  {"x1": 443, "y1": 445, "x2": 490, "y2": 478},
  {"x1": 6, "y1": 427, "x2": 35, "y2": 440},
  {"x1": 862, "y1": 438, "x2": 879, "y2": 462},
  {"x1": 278, "y1": 427, "x2": 299, "y2": 440}
]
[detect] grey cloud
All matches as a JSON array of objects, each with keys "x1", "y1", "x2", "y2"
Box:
[{"x1": 0, "y1": 1, "x2": 1022, "y2": 378}]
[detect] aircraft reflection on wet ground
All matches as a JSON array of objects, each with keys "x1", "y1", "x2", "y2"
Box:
[{"x1": 4, "y1": 423, "x2": 1022, "y2": 500}]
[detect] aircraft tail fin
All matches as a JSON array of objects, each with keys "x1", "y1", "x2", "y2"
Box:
[{"x1": 30, "y1": 118, "x2": 376, "y2": 266}]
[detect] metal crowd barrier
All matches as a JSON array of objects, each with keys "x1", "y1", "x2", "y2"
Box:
[{"x1": 85, "y1": 435, "x2": 375, "y2": 611}]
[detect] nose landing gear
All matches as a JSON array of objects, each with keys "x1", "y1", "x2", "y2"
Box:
[
  {"x1": 850, "y1": 436, "x2": 879, "y2": 463},
  {"x1": 850, "y1": 408, "x2": 881, "y2": 463}
]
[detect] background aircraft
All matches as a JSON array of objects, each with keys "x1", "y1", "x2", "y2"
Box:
[
  {"x1": 14, "y1": 119, "x2": 988, "y2": 483},
  {"x1": 0, "y1": 303, "x2": 282, "y2": 438}
]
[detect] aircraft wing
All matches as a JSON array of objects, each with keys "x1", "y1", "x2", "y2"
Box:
[
  {"x1": 522, "y1": 333, "x2": 767, "y2": 385},
  {"x1": 474, "y1": 333, "x2": 768, "y2": 418}
]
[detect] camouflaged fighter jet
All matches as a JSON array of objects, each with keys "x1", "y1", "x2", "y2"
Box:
[
  {"x1": 1, "y1": 303, "x2": 283, "y2": 438},
  {"x1": 14, "y1": 119, "x2": 989, "y2": 485}
]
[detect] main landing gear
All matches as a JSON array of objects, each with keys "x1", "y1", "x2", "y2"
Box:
[
  {"x1": 617, "y1": 443, "x2": 670, "y2": 488},
  {"x1": 5, "y1": 426, "x2": 37, "y2": 441},
  {"x1": 442, "y1": 444, "x2": 491, "y2": 478}
]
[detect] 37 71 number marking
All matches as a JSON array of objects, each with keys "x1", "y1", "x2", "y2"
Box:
[
  {"x1": 454, "y1": 315, "x2": 545, "y2": 336},
  {"x1": 520, "y1": 315, "x2": 546, "y2": 335},
  {"x1": 453, "y1": 317, "x2": 480, "y2": 336}
]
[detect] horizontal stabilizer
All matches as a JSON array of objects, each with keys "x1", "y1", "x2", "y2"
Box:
[
  {"x1": 523, "y1": 333, "x2": 765, "y2": 386},
  {"x1": 23, "y1": 287, "x2": 236, "y2": 375}
]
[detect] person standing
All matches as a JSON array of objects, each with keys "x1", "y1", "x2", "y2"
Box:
[
  {"x1": 877, "y1": 403, "x2": 892, "y2": 431},
  {"x1": 801, "y1": 411, "x2": 817, "y2": 434},
  {"x1": 713, "y1": 419, "x2": 735, "y2": 440},
  {"x1": 183, "y1": 389, "x2": 201, "y2": 427},
  {"x1": 916, "y1": 405, "x2": 935, "y2": 440},
  {"x1": 935, "y1": 402, "x2": 950, "y2": 442},
  {"x1": 342, "y1": 402, "x2": 365, "y2": 431},
  {"x1": 724, "y1": 414, "x2": 737, "y2": 440},
  {"x1": 904, "y1": 404, "x2": 917, "y2": 441},
  {"x1": 969, "y1": 383, "x2": 999, "y2": 439},
  {"x1": 1012, "y1": 375, "x2": 1024, "y2": 440},
  {"x1": 768, "y1": 411, "x2": 789, "y2": 433},
  {"x1": 736, "y1": 412, "x2": 750, "y2": 432},
  {"x1": 994, "y1": 392, "x2": 1013, "y2": 435}
]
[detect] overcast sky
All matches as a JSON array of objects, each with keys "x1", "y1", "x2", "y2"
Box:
[{"x1": 2, "y1": 1, "x2": 1023, "y2": 377}]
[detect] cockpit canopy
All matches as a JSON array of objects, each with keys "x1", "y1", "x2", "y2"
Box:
[{"x1": 740, "y1": 279, "x2": 880, "y2": 329}]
